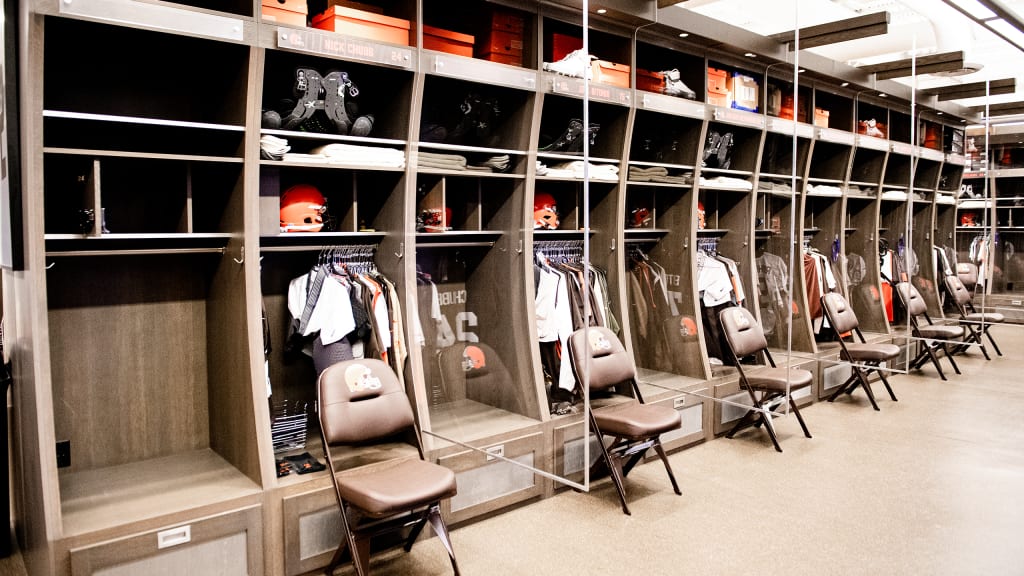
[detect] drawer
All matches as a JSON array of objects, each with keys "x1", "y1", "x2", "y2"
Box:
[{"x1": 69, "y1": 506, "x2": 262, "y2": 576}]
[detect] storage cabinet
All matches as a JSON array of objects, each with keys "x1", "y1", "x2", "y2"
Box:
[{"x1": 7, "y1": 3, "x2": 975, "y2": 576}]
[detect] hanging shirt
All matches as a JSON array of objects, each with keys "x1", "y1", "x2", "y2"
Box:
[{"x1": 697, "y1": 252, "x2": 734, "y2": 307}]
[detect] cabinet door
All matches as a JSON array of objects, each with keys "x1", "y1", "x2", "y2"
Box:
[{"x1": 69, "y1": 506, "x2": 262, "y2": 576}]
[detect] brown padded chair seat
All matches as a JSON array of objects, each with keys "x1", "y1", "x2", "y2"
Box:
[
  {"x1": 916, "y1": 325, "x2": 965, "y2": 339},
  {"x1": 743, "y1": 368, "x2": 813, "y2": 392},
  {"x1": 840, "y1": 342, "x2": 901, "y2": 362},
  {"x1": 337, "y1": 457, "x2": 457, "y2": 517},
  {"x1": 965, "y1": 312, "x2": 1005, "y2": 323},
  {"x1": 594, "y1": 402, "x2": 682, "y2": 439}
]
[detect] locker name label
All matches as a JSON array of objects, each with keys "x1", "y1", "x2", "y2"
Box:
[{"x1": 277, "y1": 30, "x2": 413, "y2": 69}]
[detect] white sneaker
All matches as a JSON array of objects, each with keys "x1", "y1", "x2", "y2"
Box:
[
  {"x1": 660, "y1": 68, "x2": 696, "y2": 99},
  {"x1": 543, "y1": 49, "x2": 595, "y2": 80}
]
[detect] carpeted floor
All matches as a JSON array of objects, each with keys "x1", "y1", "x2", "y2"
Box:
[{"x1": 2, "y1": 326, "x2": 1022, "y2": 576}]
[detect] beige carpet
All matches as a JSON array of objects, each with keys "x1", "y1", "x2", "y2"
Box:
[{"x1": 337, "y1": 325, "x2": 1024, "y2": 575}]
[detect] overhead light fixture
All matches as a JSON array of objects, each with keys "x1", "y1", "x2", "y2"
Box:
[
  {"x1": 856, "y1": 51, "x2": 967, "y2": 80},
  {"x1": 679, "y1": 33, "x2": 689, "y2": 38},
  {"x1": 947, "y1": 0, "x2": 997, "y2": 19},
  {"x1": 986, "y1": 19, "x2": 1024, "y2": 49},
  {"x1": 596, "y1": 8, "x2": 607, "y2": 14},
  {"x1": 771, "y1": 12, "x2": 889, "y2": 51},
  {"x1": 879, "y1": 93, "x2": 888, "y2": 98},
  {"x1": 923, "y1": 78, "x2": 1016, "y2": 101},
  {"x1": 840, "y1": 82, "x2": 850, "y2": 87},
  {"x1": 937, "y1": 111, "x2": 944, "y2": 115},
  {"x1": 798, "y1": 68, "x2": 806, "y2": 73},
  {"x1": 745, "y1": 52, "x2": 756, "y2": 58},
  {"x1": 967, "y1": 100, "x2": 1024, "y2": 117}
]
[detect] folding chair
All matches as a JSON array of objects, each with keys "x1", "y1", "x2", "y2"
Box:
[
  {"x1": 318, "y1": 359, "x2": 459, "y2": 576},
  {"x1": 820, "y1": 292, "x2": 901, "y2": 411},
  {"x1": 894, "y1": 282, "x2": 964, "y2": 381},
  {"x1": 566, "y1": 326, "x2": 682, "y2": 516},
  {"x1": 944, "y1": 273, "x2": 1004, "y2": 359},
  {"x1": 718, "y1": 306, "x2": 813, "y2": 452}
]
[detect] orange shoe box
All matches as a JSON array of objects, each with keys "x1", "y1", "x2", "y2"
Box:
[
  {"x1": 262, "y1": 0, "x2": 307, "y2": 27},
  {"x1": 591, "y1": 60, "x2": 630, "y2": 88},
  {"x1": 707, "y1": 92, "x2": 730, "y2": 107},
  {"x1": 422, "y1": 25, "x2": 475, "y2": 57},
  {"x1": 479, "y1": 52, "x2": 523, "y2": 66},
  {"x1": 548, "y1": 32, "x2": 583, "y2": 62},
  {"x1": 312, "y1": 6, "x2": 411, "y2": 46},
  {"x1": 707, "y1": 67, "x2": 729, "y2": 95},
  {"x1": 814, "y1": 107, "x2": 830, "y2": 128},
  {"x1": 636, "y1": 68, "x2": 664, "y2": 93}
]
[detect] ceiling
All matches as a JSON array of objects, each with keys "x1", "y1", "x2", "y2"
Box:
[{"x1": 668, "y1": 0, "x2": 1024, "y2": 123}]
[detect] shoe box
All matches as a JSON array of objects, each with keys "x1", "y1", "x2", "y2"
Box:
[
  {"x1": 477, "y1": 8, "x2": 525, "y2": 66},
  {"x1": 261, "y1": 0, "x2": 307, "y2": 27},
  {"x1": 547, "y1": 32, "x2": 583, "y2": 62},
  {"x1": 636, "y1": 68, "x2": 664, "y2": 93},
  {"x1": 814, "y1": 107, "x2": 830, "y2": 128},
  {"x1": 727, "y1": 72, "x2": 758, "y2": 112},
  {"x1": 311, "y1": 5, "x2": 411, "y2": 46},
  {"x1": 778, "y1": 94, "x2": 807, "y2": 122},
  {"x1": 707, "y1": 67, "x2": 729, "y2": 107},
  {"x1": 591, "y1": 60, "x2": 630, "y2": 87},
  {"x1": 423, "y1": 25, "x2": 475, "y2": 57}
]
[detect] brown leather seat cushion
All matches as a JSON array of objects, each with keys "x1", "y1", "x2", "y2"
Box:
[
  {"x1": 917, "y1": 325, "x2": 964, "y2": 339},
  {"x1": 594, "y1": 402, "x2": 681, "y2": 439},
  {"x1": 337, "y1": 458, "x2": 457, "y2": 517},
  {"x1": 841, "y1": 342, "x2": 900, "y2": 362},
  {"x1": 743, "y1": 367, "x2": 813, "y2": 392},
  {"x1": 964, "y1": 312, "x2": 1004, "y2": 323}
]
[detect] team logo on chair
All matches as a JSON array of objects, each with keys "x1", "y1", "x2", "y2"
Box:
[
  {"x1": 588, "y1": 331, "x2": 613, "y2": 352},
  {"x1": 732, "y1": 308, "x2": 750, "y2": 328},
  {"x1": 344, "y1": 363, "x2": 382, "y2": 393},
  {"x1": 461, "y1": 346, "x2": 487, "y2": 372}
]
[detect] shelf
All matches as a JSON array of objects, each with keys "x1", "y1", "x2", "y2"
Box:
[
  {"x1": 697, "y1": 228, "x2": 729, "y2": 237},
  {"x1": 534, "y1": 229, "x2": 595, "y2": 241},
  {"x1": 43, "y1": 110, "x2": 245, "y2": 133},
  {"x1": 627, "y1": 180, "x2": 693, "y2": 189},
  {"x1": 416, "y1": 230, "x2": 504, "y2": 247},
  {"x1": 419, "y1": 142, "x2": 527, "y2": 156},
  {"x1": 45, "y1": 147, "x2": 243, "y2": 164},
  {"x1": 45, "y1": 234, "x2": 232, "y2": 255},
  {"x1": 260, "y1": 232, "x2": 387, "y2": 251},
  {"x1": 261, "y1": 129, "x2": 406, "y2": 147},
  {"x1": 59, "y1": 449, "x2": 261, "y2": 537},
  {"x1": 261, "y1": 159, "x2": 407, "y2": 172},
  {"x1": 624, "y1": 228, "x2": 671, "y2": 243}
]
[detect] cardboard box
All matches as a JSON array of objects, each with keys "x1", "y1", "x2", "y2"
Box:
[
  {"x1": 591, "y1": 60, "x2": 629, "y2": 88},
  {"x1": 422, "y1": 25, "x2": 474, "y2": 57},
  {"x1": 549, "y1": 32, "x2": 583, "y2": 62},
  {"x1": 728, "y1": 72, "x2": 758, "y2": 112},
  {"x1": 707, "y1": 67, "x2": 728, "y2": 95},
  {"x1": 478, "y1": 29, "x2": 523, "y2": 58},
  {"x1": 312, "y1": 6, "x2": 411, "y2": 46},
  {"x1": 326, "y1": 0, "x2": 383, "y2": 13},
  {"x1": 636, "y1": 68, "x2": 664, "y2": 93},
  {"x1": 814, "y1": 107, "x2": 830, "y2": 128},
  {"x1": 262, "y1": 5, "x2": 307, "y2": 27},
  {"x1": 488, "y1": 8, "x2": 525, "y2": 32},
  {"x1": 707, "y1": 92, "x2": 729, "y2": 108},
  {"x1": 263, "y1": 0, "x2": 307, "y2": 12}
]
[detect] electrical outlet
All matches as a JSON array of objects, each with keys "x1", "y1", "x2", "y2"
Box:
[
  {"x1": 56, "y1": 440, "x2": 71, "y2": 468},
  {"x1": 485, "y1": 444, "x2": 504, "y2": 461},
  {"x1": 673, "y1": 397, "x2": 687, "y2": 409}
]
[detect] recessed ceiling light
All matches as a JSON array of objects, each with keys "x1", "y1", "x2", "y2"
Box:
[
  {"x1": 961, "y1": 119, "x2": 968, "y2": 123},
  {"x1": 596, "y1": 8, "x2": 607, "y2": 14},
  {"x1": 937, "y1": 111, "x2": 944, "y2": 115},
  {"x1": 745, "y1": 52, "x2": 757, "y2": 58},
  {"x1": 879, "y1": 93, "x2": 888, "y2": 97},
  {"x1": 798, "y1": 68, "x2": 806, "y2": 73},
  {"x1": 841, "y1": 82, "x2": 850, "y2": 87},
  {"x1": 679, "y1": 33, "x2": 689, "y2": 38}
]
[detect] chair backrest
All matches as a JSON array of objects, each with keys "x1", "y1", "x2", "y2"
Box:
[
  {"x1": 821, "y1": 292, "x2": 859, "y2": 334},
  {"x1": 957, "y1": 262, "x2": 979, "y2": 290},
  {"x1": 895, "y1": 281, "x2": 927, "y2": 317},
  {"x1": 944, "y1": 274, "x2": 972, "y2": 307},
  {"x1": 567, "y1": 326, "x2": 636, "y2": 393},
  {"x1": 719, "y1": 306, "x2": 767, "y2": 359},
  {"x1": 318, "y1": 358, "x2": 415, "y2": 446}
]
